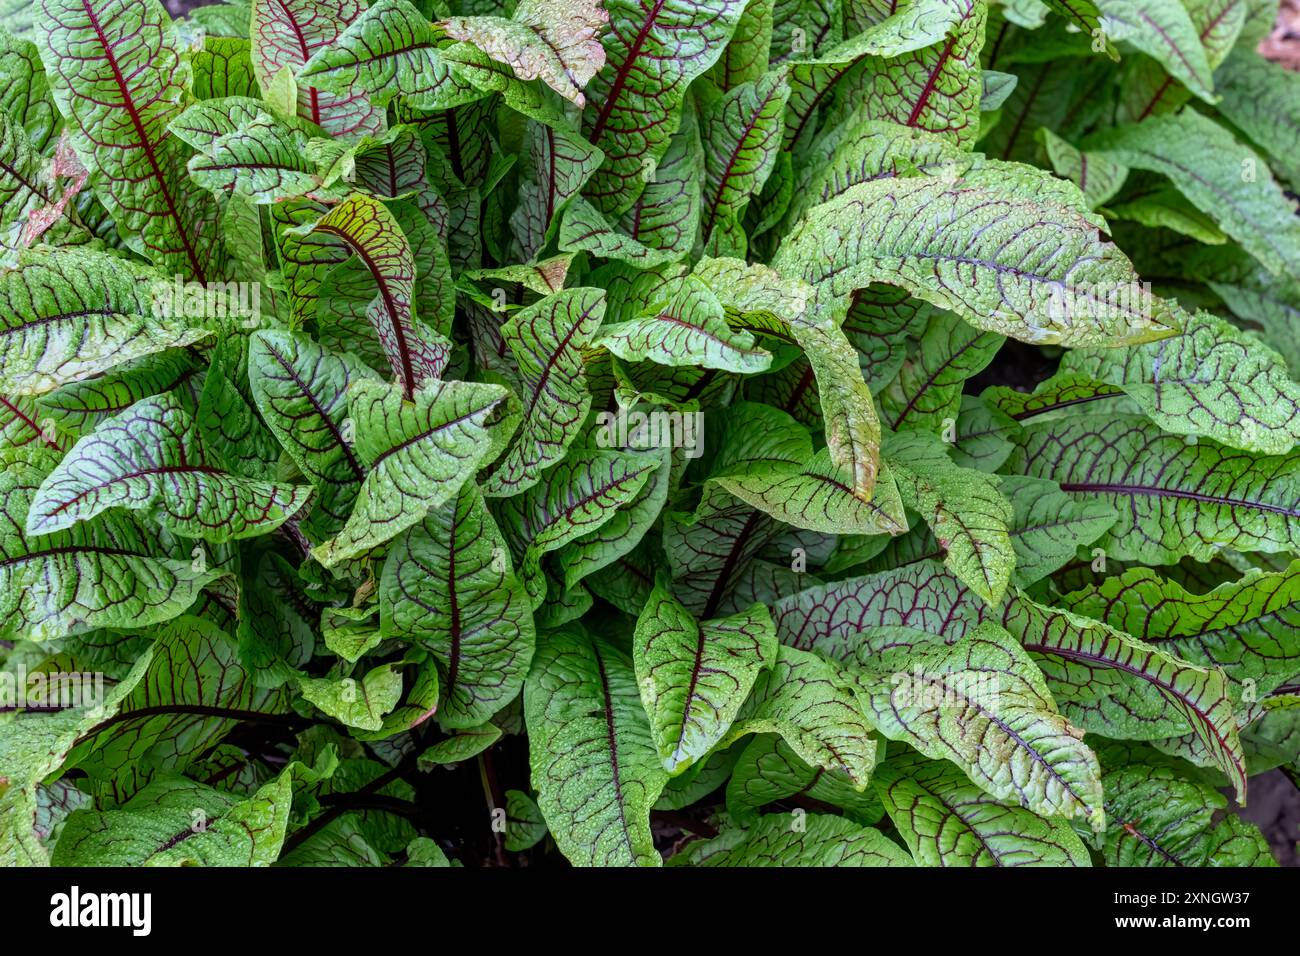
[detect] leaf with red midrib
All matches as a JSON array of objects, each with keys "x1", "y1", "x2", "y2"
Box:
[
  {"x1": 37, "y1": 0, "x2": 226, "y2": 280},
  {"x1": 582, "y1": 0, "x2": 747, "y2": 217},
  {"x1": 250, "y1": 0, "x2": 384, "y2": 137},
  {"x1": 309, "y1": 193, "x2": 446, "y2": 399}
]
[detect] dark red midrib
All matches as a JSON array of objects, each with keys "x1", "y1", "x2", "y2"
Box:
[
  {"x1": 43, "y1": 463, "x2": 226, "y2": 518},
  {"x1": 702, "y1": 509, "x2": 764, "y2": 619},
  {"x1": 1057, "y1": 482, "x2": 1300, "y2": 518},
  {"x1": 316, "y1": 223, "x2": 416, "y2": 397},
  {"x1": 1108, "y1": 807, "x2": 1187, "y2": 866},
  {"x1": 1016, "y1": 629, "x2": 1240, "y2": 771},
  {"x1": 370, "y1": 400, "x2": 501, "y2": 470},
  {"x1": 1137, "y1": 0, "x2": 1242, "y2": 121},
  {"x1": 905, "y1": 33, "x2": 958, "y2": 128},
  {"x1": 0, "y1": 543, "x2": 139, "y2": 570},
  {"x1": 543, "y1": 126, "x2": 557, "y2": 228},
  {"x1": 0, "y1": 154, "x2": 52, "y2": 203},
  {"x1": 673, "y1": 622, "x2": 709, "y2": 765},
  {"x1": 264, "y1": 341, "x2": 365, "y2": 480},
  {"x1": 273, "y1": 0, "x2": 321, "y2": 124},
  {"x1": 784, "y1": 364, "x2": 815, "y2": 413},
  {"x1": 385, "y1": 144, "x2": 399, "y2": 198},
  {"x1": 77, "y1": 703, "x2": 298, "y2": 742},
  {"x1": 0, "y1": 306, "x2": 118, "y2": 337},
  {"x1": 785, "y1": 60, "x2": 858, "y2": 150},
  {"x1": 523, "y1": 301, "x2": 598, "y2": 418},
  {"x1": 444, "y1": 110, "x2": 465, "y2": 182},
  {"x1": 1001, "y1": 62, "x2": 1052, "y2": 160},
  {"x1": 1008, "y1": 390, "x2": 1120, "y2": 420},
  {"x1": 588, "y1": 0, "x2": 667, "y2": 144},
  {"x1": 593, "y1": 645, "x2": 636, "y2": 856},
  {"x1": 445, "y1": 503, "x2": 462, "y2": 697},
  {"x1": 81, "y1": 0, "x2": 206, "y2": 282},
  {"x1": 701, "y1": 81, "x2": 784, "y2": 238},
  {"x1": 0, "y1": 394, "x2": 61, "y2": 450},
  {"x1": 889, "y1": 333, "x2": 984, "y2": 430}
]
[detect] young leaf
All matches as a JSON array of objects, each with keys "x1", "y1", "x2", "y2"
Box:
[
  {"x1": 249, "y1": 0, "x2": 384, "y2": 136},
  {"x1": 633, "y1": 584, "x2": 778, "y2": 773},
  {"x1": 481, "y1": 288, "x2": 605, "y2": 497},
  {"x1": 309, "y1": 193, "x2": 447, "y2": 399},
  {"x1": 441, "y1": 0, "x2": 608, "y2": 107},
  {"x1": 247, "y1": 330, "x2": 378, "y2": 539},
  {"x1": 381, "y1": 482, "x2": 536, "y2": 728},
  {"x1": 582, "y1": 0, "x2": 747, "y2": 215},
  {"x1": 312, "y1": 376, "x2": 512, "y2": 566}
]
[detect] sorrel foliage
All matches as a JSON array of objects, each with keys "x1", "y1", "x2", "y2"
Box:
[{"x1": 1, "y1": 0, "x2": 1298, "y2": 867}]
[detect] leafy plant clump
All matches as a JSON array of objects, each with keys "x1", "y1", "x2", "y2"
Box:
[{"x1": 1, "y1": 0, "x2": 1299, "y2": 868}]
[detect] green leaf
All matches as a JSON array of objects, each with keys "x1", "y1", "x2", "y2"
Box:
[
  {"x1": 582, "y1": 0, "x2": 747, "y2": 215},
  {"x1": 503, "y1": 789, "x2": 548, "y2": 851},
  {"x1": 1095, "y1": 0, "x2": 1216, "y2": 102},
  {"x1": 842, "y1": 621, "x2": 1105, "y2": 828},
  {"x1": 772, "y1": 172, "x2": 1180, "y2": 347},
  {"x1": 698, "y1": 70, "x2": 790, "y2": 250},
  {"x1": 1100, "y1": 761, "x2": 1275, "y2": 866},
  {"x1": 594, "y1": 275, "x2": 772, "y2": 373},
  {"x1": 846, "y1": 0, "x2": 987, "y2": 148},
  {"x1": 0, "y1": 248, "x2": 213, "y2": 396},
  {"x1": 633, "y1": 584, "x2": 777, "y2": 773},
  {"x1": 247, "y1": 330, "x2": 378, "y2": 540},
  {"x1": 496, "y1": 445, "x2": 660, "y2": 605},
  {"x1": 481, "y1": 288, "x2": 605, "y2": 497},
  {"x1": 558, "y1": 194, "x2": 680, "y2": 267},
  {"x1": 885, "y1": 431, "x2": 1015, "y2": 605},
  {"x1": 880, "y1": 310, "x2": 1003, "y2": 433},
  {"x1": 381, "y1": 482, "x2": 536, "y2": 728},
  {"x1": 714, "y1": 447, "x2": 908, "y2": 535},
  {"x1": 1214, "y1": 47, "x2": 1300, "y2": 189},
  {"x1": 875, "y1": 749, "x2": 1092, "y2": 865},
  {"x1": 250, "y1": 0, "x2": 385, "y2": 136},
  {"x1": 442, "y1": 0, "x2": 607, "y2": 106},
  {"x1": 309, "y1": 193, "x2": 448, "y2": 398},
  {"x1": 51, "y1": 769, "x2": 298, "y2": 866},
  {"x1": 721, "y1": 643, "x2": 881, "y2": 786},
  {"x1": 66, "y1": 615, "x2": 285, "y2": 802},
  {"x1": 416, "y1": 723, "x2": 504, "y2": 767},
  {"x1": 1038, "y1": 127, "x2": 1127, "y2": 208},
  {"x1": 1085, "y1": 111, "x2": 1300, "y2": 276},
  {"x1": 188, "y1": 113, "x2": 326, "y2": 203},
  {"x1": 1062, "y1": 560, "x2": 1300, "y2": 702},
  {"x1": 297, "y1": 0, "x2": 480, "y2": 112},
  {"x1": 0, "y1": 452, "x2": 217, "y2": 641},
  {"x1": 668, "y1": 812, "x2": 912, "y2": 866},
  {"x1": 312, "y1": 376, "x2": 512, "y2": 566},
  {"x1": 37, "y1": 0, "x2": 227, "y2": 279},
  {"x1": 26, "y1": 392, "x2": 311, "y2": 542},
  {"x1": 1006, "y1": 413, "x2": 1300, "y2": 563},
  {"x1": 998, "y1": 475, "x2": 1116, "y2": 587},
  {"x1": 523, "y1": 628, "x2": 668, "y2": 866},
  {"x1": 1059, "y1": 311, "x2": 1300, "y2": 454}
]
